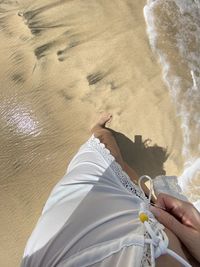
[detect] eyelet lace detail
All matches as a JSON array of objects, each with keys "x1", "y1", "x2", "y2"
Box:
[
  {"x1": 87, "y1": 134, "x2": 144, "y2": 200},
  {"x1": 141, "y1": 231, "x2": 152, "y2": 266}
]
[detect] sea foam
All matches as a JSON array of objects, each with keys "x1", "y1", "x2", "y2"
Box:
[{"x1": 144, "y1": 0, "x2": 200, "y2": 203}]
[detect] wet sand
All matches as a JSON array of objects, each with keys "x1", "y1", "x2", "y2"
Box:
[{"x1": 0, "y1": 0, "x2": 184, "y2": 266}]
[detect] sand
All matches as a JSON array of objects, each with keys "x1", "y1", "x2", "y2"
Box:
[{"x1": 0, "y1": 0, "x2": 184, "y2": 266}]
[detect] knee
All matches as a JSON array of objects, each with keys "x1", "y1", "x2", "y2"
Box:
[{"x1": 93, "y1": 128, "x2": 113, "y2": 141}]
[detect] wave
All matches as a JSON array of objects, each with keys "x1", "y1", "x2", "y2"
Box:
[{"x1": 143, "y1": 0, "x2": 200, "y2": 202}]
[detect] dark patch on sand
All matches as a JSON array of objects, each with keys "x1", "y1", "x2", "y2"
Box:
[
  {"x1": 57, "y1": 38, "x2": 80, "y2": 61},
  {"x1": 18, "y1": 11, "x2": 23, "y2": 17},
  {"x1": 58, "y1": 89, "x2": 73, "y2": 101},
  {"x1": 13, "y1": 160, "x2": 21, "y2": 171},
  {"x1": 34, "y1": 43, "x2": 54, "y2": 59},
  {"x1": 28, "y1": 23, "x2": 67, "y2": 35},
  {"x1": 57, "y1": 50, "x2": 63, "y2": 56},
  {"x1": 23, "y1": 0, "x2": 72, "y2": 21},
  {"x1": 110, "y1": 81, "x2": 117, "y2": 90},
  {"x1": 9, "y1": 52, "x2": 24, "y2": 64},
  {"x1": 87, "y1": 72, "x2": 104, "y2": 85},
  {"x1": 30, "y1": 28, "x2": 42, "y2": 35},
  {"x1": 68, "y1": 40, "x2": 80, "y2": 48},
  {"x1": 23, "y1": 10, "x2": 38, "y2": 21},
  {"x1": 11, "y1": 73, "x2": 25, "y2": 84},
  {"x1": 57, "y1": 56, "x2": 65, "y2": 62}
]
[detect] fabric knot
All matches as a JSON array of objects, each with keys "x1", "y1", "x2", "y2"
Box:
[{"x1": 153, "y1": 234, "x2": 168, "y2": 258}]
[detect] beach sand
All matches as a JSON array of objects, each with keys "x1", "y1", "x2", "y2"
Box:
[{"x1": 0, "y1": 0, "x2": 185, "y2": 266}]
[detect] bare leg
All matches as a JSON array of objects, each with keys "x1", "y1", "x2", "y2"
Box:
[
  {"x1": 91, "y1": 113, "x2": 125, "y2": 170},
  {"x1": 91, "y1": 113, "x2": 144, "y2": 189}
]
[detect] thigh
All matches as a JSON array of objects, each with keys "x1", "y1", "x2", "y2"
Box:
[
  {"x1": 156, "y1": 228, "x2": 189, "y2": 267},
  {"x1": 93, "y1": 128, "x2": 125, "y2": 169}
]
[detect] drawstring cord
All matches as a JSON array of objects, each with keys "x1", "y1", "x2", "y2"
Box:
[{"x1": 138, "y1": 175, "x2": 191, "y2": 267}]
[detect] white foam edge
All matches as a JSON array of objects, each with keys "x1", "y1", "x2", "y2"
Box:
[{"x1": 143, "y1": 1, "x2": 200, "y2": 203}]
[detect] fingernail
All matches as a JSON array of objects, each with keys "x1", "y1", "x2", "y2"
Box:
[{"x1": 150, "y1": 206, "x2": 160, "y2": 217}]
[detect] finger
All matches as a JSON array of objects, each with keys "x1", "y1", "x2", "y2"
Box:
[
  {"x1": 151, "y1": 205, "x2": 182, "y2": 231},
  {"x1": 156, "y1": 193, "x2": 200, "y2": 229},
  {"x1": 155, "y1": 193, "x2": 189, "y2": 220},
  {"x1": 151, "y1": 206, "x2": 200, "y2": 262},
  {"x1": 150, "y1": 205, "x2": 194, "y2": 245}
]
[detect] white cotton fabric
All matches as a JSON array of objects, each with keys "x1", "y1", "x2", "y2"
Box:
[{"x1": 21, "y1": 135, "x2": 151, "y2": 267}]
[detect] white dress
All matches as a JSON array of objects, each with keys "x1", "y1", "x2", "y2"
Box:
[{"x1": 20, "y1": 135, "x2": 189, "y2": 267}]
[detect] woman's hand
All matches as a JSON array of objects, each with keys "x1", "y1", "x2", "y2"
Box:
[{"x1": 150, "y1": 193, "x2": 200, "y2": 263}]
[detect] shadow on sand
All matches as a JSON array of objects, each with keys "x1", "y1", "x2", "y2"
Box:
[{"x1": 109, "y1": 129, "x2": 169, "y2": 179}]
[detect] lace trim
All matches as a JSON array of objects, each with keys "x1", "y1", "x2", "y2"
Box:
[
  {"x1": 87, "y1": 134, "x2": 144, "y2": 200},
  {"x1": 87, "y1": 134, "x2": 152, "y2": 267},
  {"x1": 141, "y1": 231, "x2": 152, "y2": 266}
]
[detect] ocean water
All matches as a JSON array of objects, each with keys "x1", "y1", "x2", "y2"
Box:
[{"x1": 144, "y1": 0, "x2": 200, "y2": 207}]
